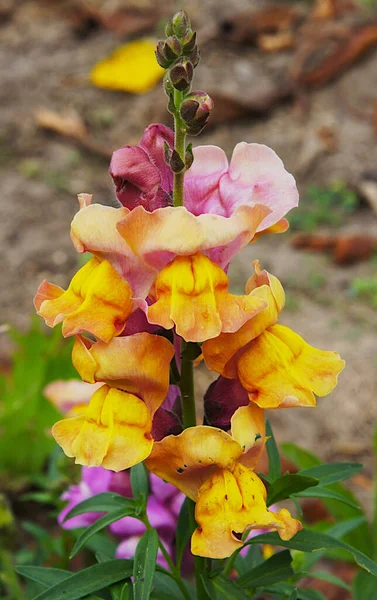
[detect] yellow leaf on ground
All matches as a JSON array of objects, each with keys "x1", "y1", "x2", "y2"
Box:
[{"x1": 91, "y1": 39, "x2": 164, "y2": 94}]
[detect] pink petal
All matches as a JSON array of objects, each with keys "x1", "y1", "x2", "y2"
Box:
[
  {"x1": 220, "y1": 143, "x2": 299, "y2": 230},
  {"x1": 184, "y1": 145, "x2": 228, "y2": 216},
  {"x1": 139, "y1": 124, "x2": 174, "y2": 193}
]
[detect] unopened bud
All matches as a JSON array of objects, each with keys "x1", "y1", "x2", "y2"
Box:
[
  {"x1": 164, "y1": 36, "x2": 182, "y2": 62},
  {"x1": 170, "y1": 149, "x2": 185, "y2": 173},
  {"x1": 165, "y1": 19, "x2": 174, "y2": 37},
  {"x1": 182, "y1": 31, "x2": 196, "y2": 54},
  {"x1": 188, "y1": 46, "x2": 200, "y2": 68},
  {"x1": 180, "y1": 91, "x2": 214, "y2": 124},
  {"x1": 172, "y1": 10, "x2": 191, "y2": 38},
  {"x1": 163, "y1": 73, "x2": 174, "y2": 97},
  {"x1": 185, "y1": 143, "x2": 194, "y2": 169},
  {"x1": 169, "y1": 58, "x2": 193, "y2": 91},
  {"x1": 156, "y1": 41, "x2": 171, "y2": 69}
]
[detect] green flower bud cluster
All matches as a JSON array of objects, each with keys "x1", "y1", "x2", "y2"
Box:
[
  {"x1": 155, "y1": 10, "x2": 199, "y2": 92},
  {"x1": 156, "y1": 10, "x2": 213, "y2": 138}
]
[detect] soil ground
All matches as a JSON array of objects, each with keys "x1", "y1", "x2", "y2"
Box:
[{"x1": 1, "y1": 1, "x2": 377, "y2": 503}]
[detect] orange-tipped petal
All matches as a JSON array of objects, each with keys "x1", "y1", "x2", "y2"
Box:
[
  {"x1": 191, "y1": 464, "x2": 302, "y2": 559},
  {"x1": 237, "y1": 324, "x2": 345, "y2": 409},
  {"x1": 147, "y1": 253, "x2": 267, "y2": 342},
  {"x1": 72, "y1": 333, "x2": 174, "y2": 416},
  {"x1": 117, "y1": 204, "x2": 270, "y2": 271},
  {"x1": 202, "y1": 262, "x2": 284, "y2": 377},
  {"x1": 252, "y1": 217, "x2": 290, "y2": 242},
  {"x1": 52, "y1": 385, "x2": 153, "y2": 471},
  {"x1": 35, "y1": 257, "x2": 133, "y2": 342},
  {"x1": 70, "y1": 203, "x2": 156, "y2": 298},
  {"x1": 145, "y1": 426, "x2": 243, "y2": 501}
]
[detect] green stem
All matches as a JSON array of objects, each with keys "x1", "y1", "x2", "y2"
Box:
[
  {"x1": 180, "y1": 355, "x2": 196, "y2": 429},
  {"x1": 144, "y1": 518, "x2": 191, "y2": 600},
  {"x1": 173, "y1": 89, "x2": 186, "y2": 207},
  {"x1": 223, "y1": 548, "x2": 241, "y2": 578},
  {"x1": 0, "y1": 549, "x2": 24, "y2": 600}
]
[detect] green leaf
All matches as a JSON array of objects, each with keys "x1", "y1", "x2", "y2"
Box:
[
  {"x1": 267, "y1": 474, "x2": 319, "y2": 505},
  {"x1": 63, "y1": 492, "x2": 136, "y2": 521},
  {"x1": 151, "y1": 572, "x2": 192, "y2": 600},
  {"x1": 130, "y1": 463, "x2": 149, "y2": 507},
  {"x1": 264, "y1": 584, "x2": 326, "y2": 600},
  {"x1": 307, "y1": 570, "x2": 351, "y2": 591},
  {"x1": 281, "y1": 443, "x2": 322, "y2": 470},
  {"x1": 175, "y1": 498, "x2": 191, "y2": 569},
  {"x1": 352, "y1": 571, "x2": 377, "y2": 600},
  {"x1": 266, "y1": 420, "x2": 281, "y2": 482},
  {"x1": 15, "y1": 566, "x2": 71, "y2": 587},
  {"x1": 133, "y1": 529, "x2": 159, "y2": 600},
  {"x1": 294, "y1": 486, "x2": 360, "y2": 508},
  {"x1": 70, "y1": 506, "x2": 137, "y2": 558},
  {"x1": 243, "y1": 529, "x2": 377, "y2": 576},
  {"x1": 28, "y1": 560, "x2": 133, "y2": 600},
  {"x1": 299, "y1": 462, "x2": 363, "y2": 486},
  {"x1": 238, "y1": 550, "x2": 293, "y2": 589},
  {"x1": 201, "y1": 575, "x2": 250, "y2": 599}
]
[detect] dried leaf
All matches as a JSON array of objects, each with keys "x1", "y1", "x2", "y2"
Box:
[
  {"x1": 291, "y1": 233, "x2": 377, "y2": 265},
  {"x1": 219, "y1": 4, "x2": 303, "y2": 46},
  {"x1": 291, "y1": 22, "x2": 377, "y2": 88},
  {"x1": 257, "y1": 31, "x2": 295, "y2": 53},
  {"x1": 91, "y1": 39, "x2": 164, "y2": 94},
  {"x1": 34, "y1": 108, "x2": 88, "y2": 139}
]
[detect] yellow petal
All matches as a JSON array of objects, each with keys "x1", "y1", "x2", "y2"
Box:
[
  {"x1": 231, "y1": 404, "x2": 265, "y2": 469},
  {"x1": 202, "y1": 261, "x2": 284, "y2": 377},
  {"x1": 237, "y1": 324, "x2": 345, "y2": 409},
  {"x1": 91, "y1": 39, "x2": 164, "y2": 94},
  {"x1": 72, "y1": 333, "x2": 174, "y2": 416},
  {"x1": 191, "y1": 464, "x2": 302, "y2": 558},
  {"x1": 145, "y1": 426, "x2": 243, "y2": 501},
  {"x1": 147, "y1": 253, "x2": 267, "y2": 343},
  {"x1": 35, "y1": 257, "x2": 133, "y2": 342},
  {"x1": 52, "y1": 385, "x2": 153, "y2": 471}
]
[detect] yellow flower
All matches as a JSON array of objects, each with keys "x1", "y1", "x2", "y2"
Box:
[
  {"x1": 53, "y1": 385, "x2": 153, "y2": 471},
  {"x1": 203, "y1": 262, "x2": 345, "y2": 408},
  {"x1": 147, "y1": 253, "x2": 267, "y2": 342},
  {"x1": 53, "y1": 332, "x2": 174, "y2": 471},
  {"x1": 146, "y1": 404, "x2": 302, "y2": 558},
  {"x1": 91, "y1": 39, "x2": 165, "y2": 94},
  {"x1": 34, "y1": 257, "x2": 133, "y2": 342}
]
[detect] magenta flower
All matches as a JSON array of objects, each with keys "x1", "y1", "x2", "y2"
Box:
[
  {"x1": 184, "y1": 143, "x2": 299, "y2": 232},
  {"x1": 110, "y1": 124, "x2": 174, "y2": 212}
]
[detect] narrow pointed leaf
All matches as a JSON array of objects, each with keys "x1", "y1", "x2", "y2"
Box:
[
  {"x1": 201, "y1": 575, "x2": 250, "y2": 599},
  {"x1": 267, "y1": 474, "x2": 318, "y2": 505},
  {"x1": 29, "y1": 560, "x2": 134, "y2": 600},
  {"x1": 175, "y1": 498, "x2": 191, "y2": 569},
  {"x1": 130, "y1": 463, "x2": 149, "y2": 507},
  {"x1": 133, "y1": 529, "x2": 159, "y2": 600},
  {"x1": 63, "y1": 492, "x2": 136, "y2": 521},
  {"x1": 294, "y1": 486, "x2": 360, "y2": 508},
  {"x1": 266, "y1": 420, "x2": 281, "y2": 482},
  {"x1": 70, "y1": 506, "x2": 137, "y2": 558},
  {"x1": 238, "y1": 550, "x2": 293, "y2": 589},
  {"x1": 242, "y1": 529, "x2": 377, "y2": 576},
  {"x1": 299, "y1": 462, "x2": 363, "y2": 486}
]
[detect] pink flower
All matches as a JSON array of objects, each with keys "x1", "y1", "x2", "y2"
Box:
[
  {"x1": 110, "y1": 124, "x2": 174, "y2": 212},
  {"x1": 184, "y1": 143, "x2": 298, "y2": 232}
]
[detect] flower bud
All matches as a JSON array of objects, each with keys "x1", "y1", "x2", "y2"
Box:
[
  {"x1": 182, "y1": 30, "x2": 196, "y2": 54},
  {"x1": 171, "y1": 10, "x2": 191, "y2": 38},
  {"x1": 163, "y1": 73, "x2": 173, "y2": 97},
  {"x1": 164, "y1": 19, "x2": 174, "y2": 37},
  {"x1": 188, "y1": 46, "x2": 200, "y2": 68},
  {"x1": 164, "y1": 36, "x2": 182, "y2": 62},
  {"x1": 169, "y1": 58, "x2": 193, "y2": 91},
  {"x1": 155, "y1": 41, "x2": 171, "y2": 69},
  {"x1": 180, "y1": 91, "x2": 214, "y2": 135}
]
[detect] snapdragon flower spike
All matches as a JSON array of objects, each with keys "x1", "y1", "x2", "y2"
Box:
[
  {"x1": 184, "y1": 143, "x2": 299, "y2": 233},
  {"x1": 203, "y1": 261, "x2": 345, "y2": 409},
  {"x1": 109, "y1": 123, "x2": 174, "y2": 211},
  {"x1": 52, "y1": 333, "x2": 174, "y2": 471},
  {"x1": 146, "y1": 404, "x2": 302, "y2": 559}
]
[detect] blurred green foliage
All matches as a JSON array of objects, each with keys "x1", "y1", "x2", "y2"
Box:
[
  {"x1": 350, "y1": 274, "x2": 377, "y2": 309},
  {"x1": 0, "y1": 318, "x2": 76, "y2": 486},
  {"x1": 290, "y1": 182, "x2": 359, "y2": 232}
]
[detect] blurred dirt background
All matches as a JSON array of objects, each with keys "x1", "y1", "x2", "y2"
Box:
[{"x1": 1, "y1": 0, "x2": 377, "y2": 486}]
